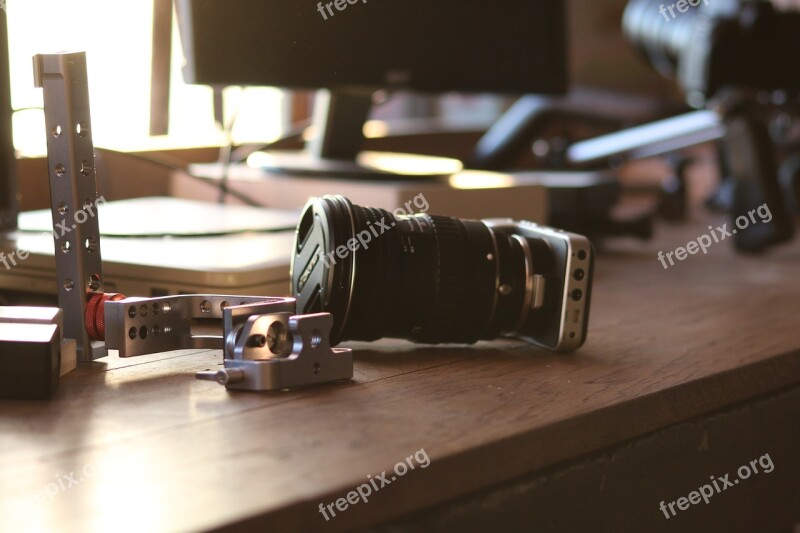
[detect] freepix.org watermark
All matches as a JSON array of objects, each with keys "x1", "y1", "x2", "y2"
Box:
[
  {"x1": 318, "y1": 448, "x2": 431, "y2": 521},
  {"x1": 657, "y1": 203, "x2": 772, "y2": 270},
  {"x1": 0, "y1": 196, "x2": 106, "y2": 272},
  {"x1": 320, "y1": 193, "x2": 430, "y2": 268},
  {"x1": 0, "y1": 0, "x2": 7, "y2": 14},
  {"x1": 658, "y1": 453, "x2": 775, "y2": 519},
  {"x1": 316, "y1": 0, "x2": 367, "y2": 21},
  {"x1": 2, "y1": 462, "x2": 96, "y2": 510},
  {"x1": 659, "y1": 0, "x2": 710, "y2": 22}
]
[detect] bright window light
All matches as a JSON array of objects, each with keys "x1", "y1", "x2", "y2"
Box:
[{"x1": 6, "y1": 0, "x2": 284, "y2": 156}]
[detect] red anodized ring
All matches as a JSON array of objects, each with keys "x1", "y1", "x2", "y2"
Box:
[{"x1": 84, "y1": 292, "x2": 127, "y2": 341}]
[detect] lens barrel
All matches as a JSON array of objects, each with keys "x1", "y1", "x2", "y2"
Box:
[
  {"x1": 622, "y1": 0, "x2": 738, "y2": 84},
  {"x1": 291, "y1": 196, "x2": 530, "y2": 346}
]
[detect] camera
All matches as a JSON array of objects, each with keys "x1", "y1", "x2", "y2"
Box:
[
  {"x1": 623, "y1": 0, "x2": 800, "y2": 106},
  {"x1": 624, "y1": 0, "x2": 800, "y2": 253},
  {"x1": 290, "y1": 195, "x2": 594, "y2": 352}
]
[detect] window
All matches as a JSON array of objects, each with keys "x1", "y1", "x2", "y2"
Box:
[{"x1": 6, "y1": 0, "x2": 284, "y2": 156}]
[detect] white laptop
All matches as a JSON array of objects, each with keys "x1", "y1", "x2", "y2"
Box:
[{"x1": 0, "y1": 197, "x2": 299, "y2": 299}]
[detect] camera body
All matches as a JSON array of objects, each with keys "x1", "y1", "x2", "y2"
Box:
[
  {"x1": 291, "y1": 196, "x2": 594, "y2": 352},
  {"x1": 484, "y1": 220, "x2": 593, "y2": 351},
  {"x1": 624, "y1": 0, "x2": 800, "y2": 105}
]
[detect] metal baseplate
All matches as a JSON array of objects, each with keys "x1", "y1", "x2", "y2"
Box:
[{"x1": 103, "y1": 294, "x2": 353, "y2": 392}]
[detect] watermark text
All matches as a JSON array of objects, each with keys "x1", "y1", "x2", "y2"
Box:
[
  {"x1": 316, "y1": 0, "x2": 367, "y2": 21},
  {"x1": 318, "y1": 448, "x2": 430, "y2": 521},
  {"x1": 0, "y1": 196, "x2": 105, "y2": 272},
  {"x1": 659, "y1": 452, "x2": 774, "y2": 519},
  {"x1": 659, "y1": 0, "x2": 710, "y2": 22},
  {"x1": 320, "y1": 193, "x2": 429, "y2": 268},
  {"x1": 657, "y1": 203, "x2": 772, "y2": 270},
  {"x1": 2, "y1": 462, "x2": 96, "y2": 510}
]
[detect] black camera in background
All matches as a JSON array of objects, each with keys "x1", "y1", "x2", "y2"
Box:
[{"x1": 624, "y1": 0, "x2": 800, "y2": 102}]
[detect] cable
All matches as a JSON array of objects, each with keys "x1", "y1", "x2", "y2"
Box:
[
  {"x1": 19, "y1": 110, "x2": 311, "y2": 208},
  {"x1": 94, "y1": 147, "x2": 266, "y2": 208},
  {"x1": 99, "y1": 120, "x2": 312, "y2": 208},
  {"x1": 217, "y1": 118, "x2": 312, "y2": 204},
  {"x1": 216, "y1": 95, "x2": 240, "y2": 204},
  {"x1": 229, "y1": 119, "x2": 311, "y2": 164}
]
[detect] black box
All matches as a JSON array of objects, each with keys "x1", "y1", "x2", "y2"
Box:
[{"x1": 0, "y1": 323, "x2": 61, "y2": 400}]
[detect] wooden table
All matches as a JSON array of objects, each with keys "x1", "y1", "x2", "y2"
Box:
[{"x1": 1, "y1": 209, "x2": 798, "y2": 533}]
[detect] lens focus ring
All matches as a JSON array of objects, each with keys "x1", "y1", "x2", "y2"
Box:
[
  {"x1": 416, "y1": 215, "x2": 470, "y2": 343},
  {"x1": 343, "y1": 206, "x2": 397, "y2": 341}
]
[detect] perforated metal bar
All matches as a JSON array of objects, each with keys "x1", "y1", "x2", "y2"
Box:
[
  {"x1": 104, "y1": 295, "x2": 296, "y2": 358},
  {"x1": 34, "y1": 52, "x2": 105, "y2": 361}
]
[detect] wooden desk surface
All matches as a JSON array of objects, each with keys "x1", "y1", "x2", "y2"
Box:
[{"x1": 1, "y1": 209, "x2": 799, "y2": 533}]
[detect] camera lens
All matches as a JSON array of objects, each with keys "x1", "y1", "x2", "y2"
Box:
[
  {"x1": 291, "y1": 196, "x2": 533, "y2": 345},
  {"x1": 622, "y1": 0, "x2": 737, "y2": 84},
  {"x1": 623, "y1": 0, "x2": 686, "y2": 80}
]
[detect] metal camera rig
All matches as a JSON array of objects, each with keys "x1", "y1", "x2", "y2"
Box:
[
  {"x1": 0, "y1": 52, "x2": 351, "y2": 399},
  {"x1": 104, "y1": 293, "x2": 352, "y2": 392}
]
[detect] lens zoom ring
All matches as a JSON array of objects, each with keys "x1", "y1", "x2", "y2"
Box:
[{"x1": 424, "y1": 215, "x2": 471, "y2": 343}]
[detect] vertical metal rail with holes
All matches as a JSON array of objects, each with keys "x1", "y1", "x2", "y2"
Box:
[{"x1": 33, "y1": 52, "x2": 105, "y2": 362}]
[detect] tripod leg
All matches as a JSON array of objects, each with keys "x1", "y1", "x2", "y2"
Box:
[{"x1": 722, "y1": 104, "x2": 795, "y2": 252}]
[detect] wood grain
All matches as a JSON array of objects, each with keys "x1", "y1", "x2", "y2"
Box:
[{"x1": 0, "y1": 209, "x2": 798, "y2": 533}]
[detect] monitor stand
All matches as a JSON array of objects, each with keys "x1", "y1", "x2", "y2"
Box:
[{"x1": 254, "y1": 90, "x2": 463, "y2": 181}]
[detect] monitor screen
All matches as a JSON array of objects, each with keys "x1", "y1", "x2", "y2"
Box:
[{"x1": 177, "y1": 0, "x2": 567, "y2": 95}]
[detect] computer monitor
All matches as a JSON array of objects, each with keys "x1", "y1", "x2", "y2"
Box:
[{"x1": 176, "y1": 0, "x2": 567, "y2": 179}]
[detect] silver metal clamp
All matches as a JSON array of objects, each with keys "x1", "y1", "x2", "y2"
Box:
[
  {"x1": 197, "y1": 311, "x2": 353, "y2": 392},
  {"x1": 102, "y1": 294, "x2": 352, "y2": 391}
]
